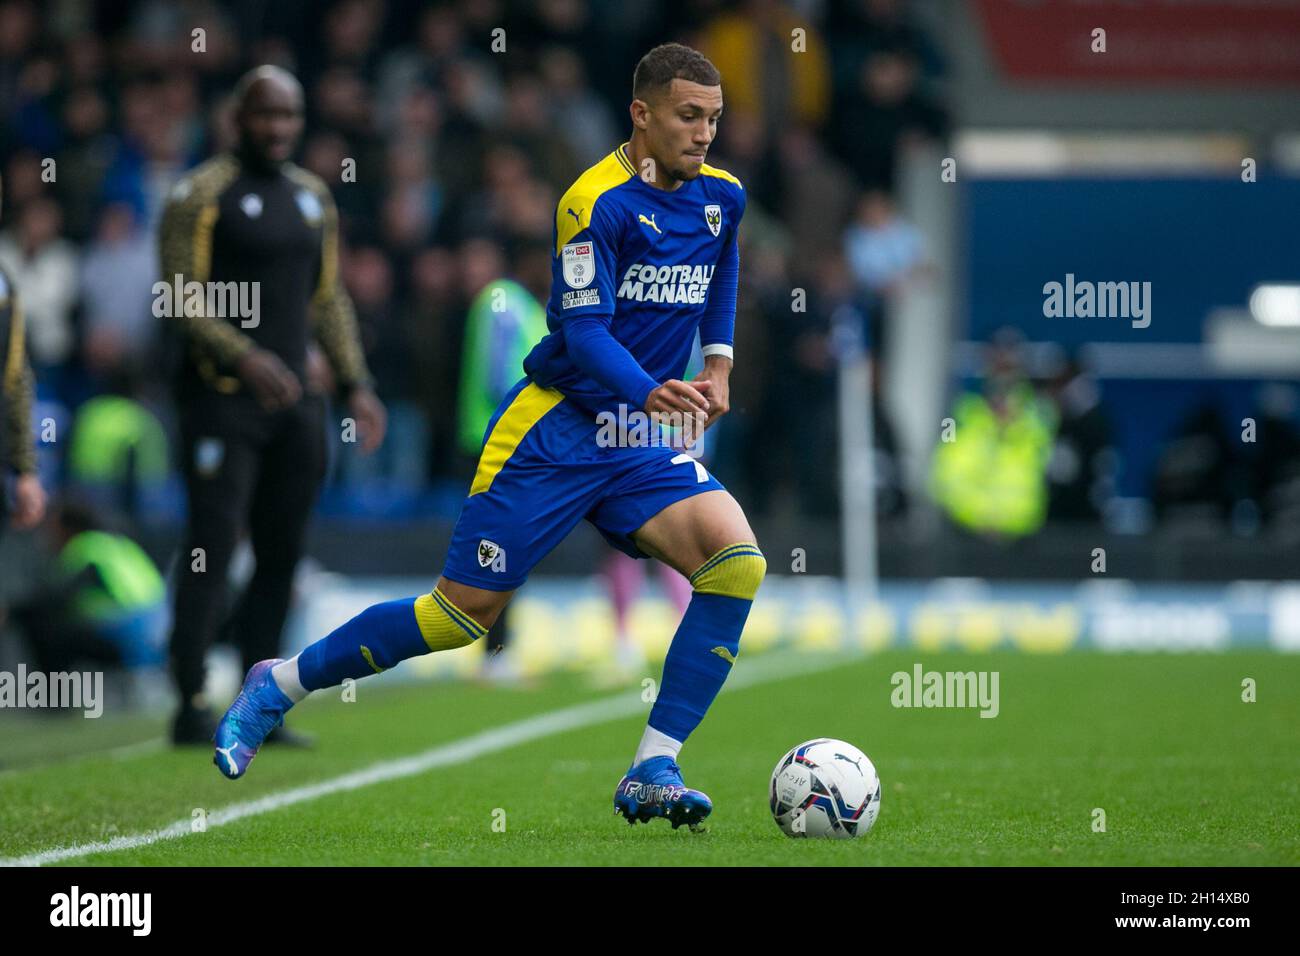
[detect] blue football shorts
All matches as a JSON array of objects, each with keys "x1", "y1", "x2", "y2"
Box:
[{"x1": 441, "y1": 377, "x2": 725, "y2": 591}]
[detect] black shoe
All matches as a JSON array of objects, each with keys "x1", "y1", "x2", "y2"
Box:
[
  {"x1": 264, "y1": 724, "x2": 315, "y2": 748},
  {"x1": 172, "y1": 702, "x2": 218, "y2": 745}
]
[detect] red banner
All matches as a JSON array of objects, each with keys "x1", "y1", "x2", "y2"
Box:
[{"x1": 975, "y1": 0, "x2": 1300, "y2": 85}]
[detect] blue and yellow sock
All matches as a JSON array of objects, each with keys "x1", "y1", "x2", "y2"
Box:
[
  {"x1": 646, "y1": 543, "x2": 766, "y2": 746},
  {"x1": 296, "y1": 588, "x2": 487, "y2": 691}
]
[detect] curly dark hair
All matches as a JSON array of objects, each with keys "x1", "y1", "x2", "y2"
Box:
[{"x1": 632, "y1": 43, "x2": 721, "y2": 102}]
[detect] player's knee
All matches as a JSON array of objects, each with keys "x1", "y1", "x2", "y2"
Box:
[
  {"x1": 689, "y1": 543, "x2": 766, "y2": 601},
  {"x1": 413, "y1": 587, "x2": 489, "y2": 652}
]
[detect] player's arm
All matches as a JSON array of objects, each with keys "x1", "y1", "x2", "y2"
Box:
[
  {"x1": 555, "y1": 201, "x2": 708, "y2": 417},
  {"x1": 305, "y1": 179, "x2": 386, "y2": 452},
  {"x1": 693, "y1": 188, "x2": 744, "y2": 427},
  {"x1": 3, "y1": 292, "x2": 45, "y2": 528}
]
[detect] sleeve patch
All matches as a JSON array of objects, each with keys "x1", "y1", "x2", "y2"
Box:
[
  {"x1": 562, "y1": 289, "x2": 601, "y2": 309},
  {"x1": 561, "y1": 241, "x2": 595, "y2": 289}
]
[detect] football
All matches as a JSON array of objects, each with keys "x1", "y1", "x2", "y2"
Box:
[{"x1": 770, "y1": 738, "x2": 882, "y2": 839}]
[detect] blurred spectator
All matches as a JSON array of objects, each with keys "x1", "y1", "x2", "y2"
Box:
[
  {"x1": 1252, "y1": 385, "x2": 1300, "y2": 534},
  {"x1": 9, "y1": 499, "x2": 167, "y2": 679},
  {"x1": 1152, "y1": 405, "x2": 1244, "y2": 528},
  {"x1": 0, "y1": 196, "x2": 79, "y2": 371},
  {"x1": 829, "y1": 46, "x2": 946, "y2": 190},
  {"x1": 404, "y1": 246, "x2": 462, "y2": 474},
  {"x1": 844, "y1": 189, "x2": 927, "y2": 295},
  {"x1": 931, "y1": 335, "x2": 1057, "y2": 539},
  {"x1": 843, "y1": 188, "x2": 928, "y2": 358},
  {"x1": 700, "y1": 0, "x2": 832, "y2": 138},
  {"x1": 773, "y1": 126, "x2": 858, "y2": 254},
  {"x1": 66, "y1": 388, "x2": 170, "y2": 521},
  {"x1": 337, "y1": 244, "x2": 428, "y2": 495},
  {"x1": 1043, "y1": 355, "x2": 1116, "y2": 525},
  {"x1": 55, "y1": 85, "x2": 116, "y2": 242},
  {"x1": 538, "y1": 46, "x2": 621, "y2": 168},
  {"x1": 80, "y1": 203, "x2": 158, "y2": 383}
]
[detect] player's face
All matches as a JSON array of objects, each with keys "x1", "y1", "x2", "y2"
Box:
[
  {"x1": 238, "y1": 78, "x2": 304, "y2": 165},
  {"x1": 645, "y1": 79, "x2": 723, "y2": 183}
]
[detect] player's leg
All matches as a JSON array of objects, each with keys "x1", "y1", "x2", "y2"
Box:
[
  {"x1": 592, "y1": 448, "x2": 765, "y2": 827},
  {"x1": 214, "y1": 381, "x2": 591, "y2": 779},
  {"x1": 613, "y1": 490, "x2": 762, "y2": 828},
  {"x1": 276, "y1": 575, "x2": 510, "y2": 701},
  {"x1": 628, "y1": 489, "x2": 764, "y2": 763},
  {"x1": 213, "y1": 568, "x2": 513, "y2": 779}
]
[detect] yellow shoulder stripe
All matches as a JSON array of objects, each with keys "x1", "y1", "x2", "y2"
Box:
[
  {"x1": 555, "y1": 145, "x2": 635, "y2": 252},
  {"x1": 700, "y1": 163, "x2": 742, "y2": 188}
]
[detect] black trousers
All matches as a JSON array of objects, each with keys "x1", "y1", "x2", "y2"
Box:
[{"x1": 169, "y1": 390, "x2": 327, "y2": 704}]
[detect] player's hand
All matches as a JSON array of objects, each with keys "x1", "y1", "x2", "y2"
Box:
[
  {"x1": 692, "y1": 355, "x2": 732, "y2": 429},
  {"x1": 10, "y1": 473, "x2": 46, "y2": 530},
  {"x1": 645, "y1": 379, "x2": 709, "y2": 435},
  {"x1": 347, "y1": 387, "x2": 388, "y2": 454},
  {"x1": 646, "y1": 379, "x2": 709, "y2": 416},
  {"x1": 236, "y1": 348, "x2": 302, "y2": 411}
]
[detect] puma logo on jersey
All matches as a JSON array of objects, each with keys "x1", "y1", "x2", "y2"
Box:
[
  {"x1": 638, "y1": 213, "x2": 661, "y2": 234},
  {"x1": 710, "y1": 646, "x2": 737, "y2": 664},
  {"x1": 566, "y1": 207, "x2": 582, "y2": 225}
]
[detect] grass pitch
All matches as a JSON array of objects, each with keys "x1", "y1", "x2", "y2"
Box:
[{"x1": 1, "y1": 650, "x2": 1296, "y2": 866}]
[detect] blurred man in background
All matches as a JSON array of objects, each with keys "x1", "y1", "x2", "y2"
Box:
[{"x1": 158, "y1": 66, "x2": 386, "y2": 745}]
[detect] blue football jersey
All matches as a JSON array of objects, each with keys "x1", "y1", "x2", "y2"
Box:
[{"x1": 522, "y1": 143, "x2": 744, "y2": 416}]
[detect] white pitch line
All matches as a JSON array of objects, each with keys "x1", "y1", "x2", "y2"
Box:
[{"x1": 1, "y1": 649, "x2": 855, "y2": 867}]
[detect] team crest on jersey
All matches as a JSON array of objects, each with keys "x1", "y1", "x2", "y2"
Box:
[
  {"x1": 295, "y1": 189, "x2": 323, "y2": 226},
  {"x1": 704, "y1": 204, "x2": 722, "y2": 237},
  {"x1": 478, "y1": 539, "x2": 507, "y2": 572},
  {"x1": 240, "y1": 194, "x2": 263, "y2": 219},
  {"x1": 562, "y1": 241, "x2": 595, "y2": 289}
]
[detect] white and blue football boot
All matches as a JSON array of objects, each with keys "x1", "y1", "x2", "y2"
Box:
[
  {"x1": 613, "y1": 755, "x2": 712, "y2": 831},
  {"x1": 212, "y1": 659, "x2": 294, "y2": 780}
]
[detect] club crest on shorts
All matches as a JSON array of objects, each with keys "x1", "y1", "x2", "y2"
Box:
[
  {"x1": 562, "y1": 241, "x2": 594, "y2": 289},
  {"x1": 704, "y1": 204, "x2": 722, "y2": 237},
  {"x1": 478, "y1": 539, "x2": 507, "y2": 572}
]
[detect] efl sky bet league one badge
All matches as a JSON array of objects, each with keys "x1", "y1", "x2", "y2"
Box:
[
  {"x1": 704, "y1": 203, "x2": 722, "y2": 237},
  {"x1": 562, "y1": 241, "x2": 594, "y2": 289},
  {"x1": 240, "y1": 193, "x2": 263, "y2": 219},
  {"x1": 296, "y1": 189, "x2": 323, "y2": 226}
]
